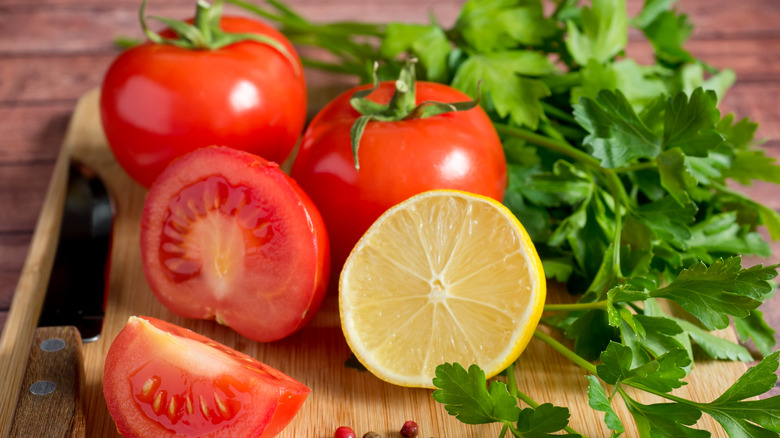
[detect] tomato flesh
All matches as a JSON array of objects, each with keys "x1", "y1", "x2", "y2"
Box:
[
  {"x1": 141, "y1": 146, "x2": 329, "y2": 342},
  {"x1": 129, "y1": 358, "x2": 252, "y2": 435},
  {"x1": 158, "y1": 175, "x2": 276, "y2": 288},
  {"x1": 104, "y1": 316, "x2": 309, "y2": 437}
]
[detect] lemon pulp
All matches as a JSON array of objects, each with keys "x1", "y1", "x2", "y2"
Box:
[{"x1": 339, "y1": 190, "x2": 546, "y2": 388}]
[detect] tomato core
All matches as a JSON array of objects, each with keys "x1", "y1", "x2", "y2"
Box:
[{"x1": 159, "y1": 175, "x2": 274, "y2": 295}]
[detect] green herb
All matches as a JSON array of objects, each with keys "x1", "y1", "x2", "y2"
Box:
[
  {"x1": 226, "y1": 0, "x2": 780, "y2": 435},
  {"x1": 432, "y1": 362, "x2": 581, "y2": 437}
]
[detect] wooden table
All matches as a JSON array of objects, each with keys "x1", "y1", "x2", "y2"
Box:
[{"x1": 1, "y1": 0, "x2": 779, "y2": 428}]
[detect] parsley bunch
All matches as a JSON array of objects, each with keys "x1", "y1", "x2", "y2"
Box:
[{"x1": 228, "y1": 0, "x2": 780, "y2": 435}]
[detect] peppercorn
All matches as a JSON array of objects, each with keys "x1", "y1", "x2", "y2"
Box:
[
  {"x1": 334, "y1": 426, "x2": 357, "y2": 438},
  {"x1": 400, "y1": 420, "x2": 418, "y2": 438}
]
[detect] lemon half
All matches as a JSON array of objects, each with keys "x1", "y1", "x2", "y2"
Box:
[{"x1": 339, "y1": 190, "x2": 546, "y2": 388}]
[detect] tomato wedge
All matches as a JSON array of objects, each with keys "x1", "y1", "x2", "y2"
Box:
[
  {"x1": 103, "y1": 316, "x2": 309, "y2": 437},
  {"x1": 140, "y1": 146, "x2": 329, "y2": 342}
]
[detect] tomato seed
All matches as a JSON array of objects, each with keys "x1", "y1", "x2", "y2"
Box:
[
  {"x1": 400, "y1": 420, "x2": 418, "y2": 438},
  {"x1": 362, "y1": 432, "x2": 381, "y2": 438},
  {"x1": 334, "y1": 426, "x2": 356, "y2": 438},
  {"x1": 199, "y1": 394, "x2": 210, "y2": 419},
  {"x1": 167, "y1": 395, "x2": 177, "y2": 420},
  {"x1": 214, "y1": 394, "x2": 230, "y2": 419},
  {"x1": 140, "y1": 376, "x2": 160, "y2": 401},
  {"x1": 152, "y1": 390, "x2": 165, "y2": 414},
  {"x1": 185, "y1": 395, "x2": 194, "y2": 415}
]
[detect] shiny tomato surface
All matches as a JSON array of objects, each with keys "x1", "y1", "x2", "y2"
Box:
[
  {"x1": 290, "y1": 81, "x2": 507, "y2": 271},
  {"x1": 104, "y1": 316, "x2": 310, "y2": 437},
  {"x1": 141, "y1": 147, "x2": 329, "y2": 342},
  {"x1": 100, "y1": 16, "x2": 306, "y2": 188}
]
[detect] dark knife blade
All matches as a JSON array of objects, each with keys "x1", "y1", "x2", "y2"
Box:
[
  {"x1": 9, "y1": 162, "x2": 114, "y2": 438},
  {"x1": 38, "y1": 162, "x2": 113, "y2": 341}
]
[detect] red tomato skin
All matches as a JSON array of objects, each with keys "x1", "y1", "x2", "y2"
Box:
[
  {"x1": 103, "y1": 316, "x2": 310, "y2": 437},
  {"x1": 290, "y1": 81, "x2": 507, "y2": 270},
  {"x1": 100, "y1": 16, "x2": 306, "y2": 188},
  {"x1": 141, "y1": 146, "x2": 329, "y2": 342}
]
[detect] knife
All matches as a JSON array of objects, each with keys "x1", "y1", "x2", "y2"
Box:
[{"x1": 8, "y1": 162, "x2": 114, "y2": 438}]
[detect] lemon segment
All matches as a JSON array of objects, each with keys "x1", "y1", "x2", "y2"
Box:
[{"x1": 339, "y1": 190, "x2": 546, "y2": 388}]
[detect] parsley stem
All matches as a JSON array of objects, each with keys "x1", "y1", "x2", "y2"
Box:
[
  {"x1": 543, "y1": 301, "x2": 608, "y2": 312},
  {"x1": 505, "y1": 364, "x2": 539, "y2": 410},
  {"x1": 507, "y1": 362, "x2": 588, "y2": 437},
  {"x1": 533, "y1": 329, "x2": 597, "y2": 374},
  {"x1": 622, "y1": 381, "x2": 696, "y2": 406},
  {"x1": 541, "y1": 102, "x2": 578, "y2": 125},
  {"x1": 605, "y1": 173, "x2": 624, "y2": 278},
  {"x1": 505, "y1": 363, "x2": 520, "y2": 398},
  {"x1": 493, "y1": 123, "x2": 602, "y2": 170},
  {"x1": 614, "y1": 161, "x2": 656, "y2": 173}
]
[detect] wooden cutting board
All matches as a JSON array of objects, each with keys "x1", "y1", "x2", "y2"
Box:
[{"x1": 0, "y1": 89, "x2": 750, "y2": 437}]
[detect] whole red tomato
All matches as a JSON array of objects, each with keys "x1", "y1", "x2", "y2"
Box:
[
  {"x1": 290, "y1": 80, "x2": 507, "y2": 271},
  {"x1": 104, "y1": 316, "x2": 310, "y2": 437},
  {"x1": 100, "y1": 14, "x2": 306, "y2": 188}
]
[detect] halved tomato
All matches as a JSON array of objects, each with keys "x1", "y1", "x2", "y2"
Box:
[
  {"x1": 140, "y1": 146, "x2": 329, "y2": 342},
  {"x1": 103, "y1": 316, "x2": 309, "y2": 437}
]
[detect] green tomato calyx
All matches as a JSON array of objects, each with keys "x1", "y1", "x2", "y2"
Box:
[
  {"x1": 348, "y1": 59, "x2": 479, "y2": 170},
  {"x1": 139, "y1": 0, "x2": 300, "y2": 76}
]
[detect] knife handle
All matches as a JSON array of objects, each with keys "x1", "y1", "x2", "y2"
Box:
[{"x1": 9, "y1": 326, "x2": 85, "y2": 438}]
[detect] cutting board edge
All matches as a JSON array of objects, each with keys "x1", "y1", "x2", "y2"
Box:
[{"x1": 0, "y1": 91, "x2": 92, "y2": 437}]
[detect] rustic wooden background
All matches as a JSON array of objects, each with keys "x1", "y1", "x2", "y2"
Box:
[{"x1": 1, "y1": 0, "x2": 778, "y2": 398}]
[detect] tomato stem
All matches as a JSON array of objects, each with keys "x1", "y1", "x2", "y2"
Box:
[
  {"x1": 347, "y1": 59, "x2": 479, "y2": 170},
  {"x1": 138, "y1": 0, "x2": 300, "y2": 75}
]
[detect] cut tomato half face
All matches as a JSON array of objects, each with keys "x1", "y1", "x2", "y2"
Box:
[
  {"x1": 103, "y1": 316, "x2": 310, "y2": 437},
  {"x1": 141, "y1": 146, "x2": 330, "y2": 342}
]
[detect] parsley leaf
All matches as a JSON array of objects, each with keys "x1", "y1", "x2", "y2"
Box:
[
  {"x1": 623, "y1": 348, "x2": 690, "y2": 393},
  {"x1": 516, "y1": 404, "x2": 580, "y2": 437},
  {"x1": 657, "y1": 147, "x2": 697, "y2": 207},
  {"x1": 649, "y1": 257, "x2": 766, "y2": 330},
  {"x1": 586, "y1": 375, "x2": 624, "y2": 436},
  {"x1": 662, "y1": 88, "x2": 724, "y2": 156},
  {"x1": 598, "y1": 341, "x2": 690, "y2": 393},
  {"x1": 432, "y1": 362, "x2": 521, "y2": 424},
  {"x1": 634, "y1": 195, "x2": 696, "y2": 246},
  {"x1": 621, "y1": 313, "x2": 690, "y2": 367},
  {"x1": 639, "y1": 8, "x2": 694, "y2": 66},
  {"x1": 453, "y1": 0, "x2": 556, "y2": 52},
  {"x1": 717, "y1": 113, "x2": 759, "y2": 150},
  {"x1": 379, "y1": 22, "x2": 451, "y2": 82},
  {"x1": 727, "y1": 149, "x2": 780, "y2": 186},
  {"x1": 696, "y1": 351, "x2": 780, "y2": 436},
  {"x1": 451, "y1": 51, "x2": 553, "y2": 129},
  {"x1": 673, "y1": 317, "x2": 753, "y2": 362},
  {"x1": 734, "y1": 310, "x2": 777, "y2": 357},
  {"x1": 596, "y1": 342, "x2": 633, "y2": 385},
  {"x1": 632, "y1": 0, "x2": 677, "y2": 29},
  {"x1": 565, "y1": 0, "x2": 628, "y2": 65},
  {"x1": 624, "y1": 398, "x2": 707, "y2": 437},
  {"x1": 574, "y1": 89, "x2": 660, "y2": 168},
  {"x1": 686, "y1": 213, "x2": 771, "y2": 261}
]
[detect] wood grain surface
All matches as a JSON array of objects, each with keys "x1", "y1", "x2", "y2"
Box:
[{"x1": 0, "y1": 0, "x2": 779, "y2": 437}]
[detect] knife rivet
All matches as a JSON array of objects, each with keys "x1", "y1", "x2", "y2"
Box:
[
  {"x1": 30, "y1": 380, "x2": 56, "y2": 396},
  {"x1": 40, "y1": 338, "x2": 66, "y2": 352}
]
